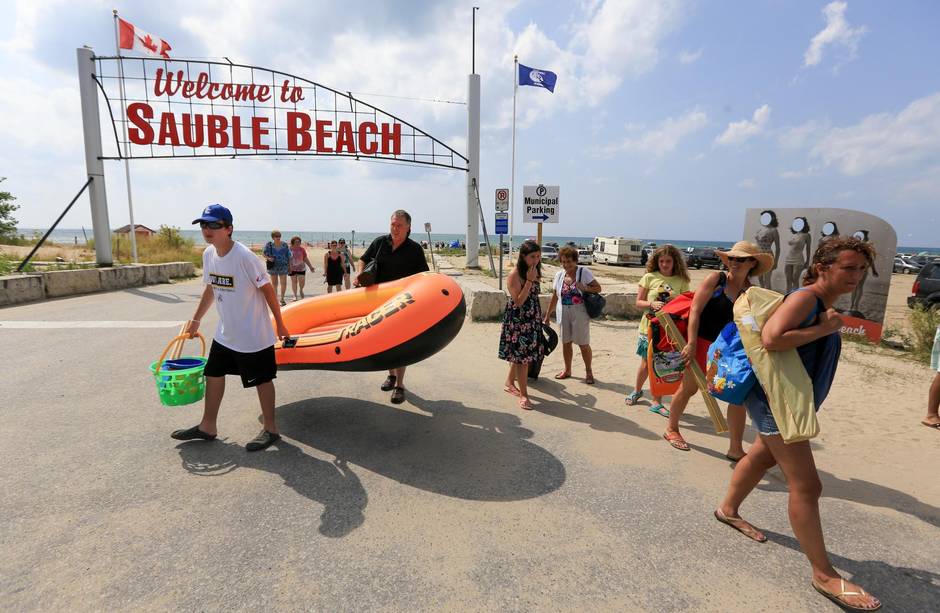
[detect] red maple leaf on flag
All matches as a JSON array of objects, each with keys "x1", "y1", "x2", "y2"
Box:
[{"x1": 138, "y1": 34, "x2": 158, "y2": 53}]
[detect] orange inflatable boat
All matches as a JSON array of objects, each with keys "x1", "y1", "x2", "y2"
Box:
[{"x1": 273, "y1": 272, "x2": 466, "y2": 371}]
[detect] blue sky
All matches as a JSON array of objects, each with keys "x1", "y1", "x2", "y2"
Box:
[{"x1": 2, "y1": 1, "x2": 939, "y2": 246}]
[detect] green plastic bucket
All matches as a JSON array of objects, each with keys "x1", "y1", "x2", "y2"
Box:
[{"x1": 150, "y1": 356, "x2": 207, "y2": 406}]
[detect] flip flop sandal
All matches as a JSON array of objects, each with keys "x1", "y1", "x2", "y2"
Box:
[
  {"x1": 725, "y1": 453, "x2": 747, "y2": 462},
  {"x1": 812, "y1": 579, "x2": 882, "y2": 611},
  {"x1": 624, "y1": 391, "x2": 643, "y2": 406},
  {"x1": 554, "y1": 372, "x2": 571, "y2": 379},
  {"x1": 380, "y1": 375, "x2": 397, "y2": 392},
  {"x1": 503, "y1": 385, "x2": 521, "y2": 397},
  {"x1": 714, "y1": 509, "x2": 767, "y2": 542},
  {"x1": 246, "y1": 429, "x2": 281, "y2": 452},
  {"x1": 584, "y1": 374, "x2": 595, "y2": 384},
  {"x1": 518, "y1": 398, "x2": 534, "y2": 410},
  {"x1": 390, "y1": 387, "x2": 406, "y2": 404},
  {"x1": 170, "y1": 425, "x2": 217, "y2": 441},
  {"x1": 663, "y1": 431, "x2": 690, "y2": 451},
  {"x1": 921, "y1": 421, "x2": 940, "y2": 430},
  {"x1": 648, "y1": 404, "x2": 670, "y2": 417}
]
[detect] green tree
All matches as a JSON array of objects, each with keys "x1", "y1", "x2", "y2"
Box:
[{"x1": 0, "y1": 177, "x2": 19, "y2": 240}]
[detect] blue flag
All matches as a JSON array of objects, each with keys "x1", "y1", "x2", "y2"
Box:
[{"x1": 518, "y1": 63, "x2": 557, "y2": 93}]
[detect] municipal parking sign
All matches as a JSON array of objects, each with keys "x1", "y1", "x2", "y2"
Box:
[{"x1": 522, "y1": 184, "x2": 559, "y2": 223}]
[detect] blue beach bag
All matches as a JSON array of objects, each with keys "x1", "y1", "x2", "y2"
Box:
[{"x1": 705, "y1": 322, "x2": 756, "y2": 405}]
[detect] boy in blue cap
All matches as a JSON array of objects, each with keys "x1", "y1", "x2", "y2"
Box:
[{"x1": 171, "y1": 204, "x2": 290, "y2": 451}]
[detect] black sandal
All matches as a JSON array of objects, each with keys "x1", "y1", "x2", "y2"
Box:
[
  {"x1": 246, "y1": 429, "x2": 281, "y2": 452},
  {"x1": 170, "y1": 425, "x2": 216, "y2": 441},
  {"x1": 390, "y1": 387, "x2": 406, "y2": 404},
  {"x1": 380, "y1": 375, "x2": 397, "y2": 392}
]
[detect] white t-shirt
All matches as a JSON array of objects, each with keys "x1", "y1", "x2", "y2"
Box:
[
  {"x1": 202, "y1": 241, "x2": 276, "y2": 353},
  {"x1": 552, "y1": 266, "x2": 595, "y2": 323}
]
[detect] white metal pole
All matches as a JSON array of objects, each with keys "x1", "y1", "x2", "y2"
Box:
[
  {"x1": 510, "y1": 55, "x2": 518, "y2": 255},
  {"x1": 466, "y1": 72, "x2": 481, "y2": 268},
  {"x1": 76, "y1": 47, "x2": 113, "y2": 265},
  {"x1": 113, "y1": 10, "x2": 138, "y2": 263}
]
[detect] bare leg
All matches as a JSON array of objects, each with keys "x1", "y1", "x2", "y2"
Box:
[
  {"x1": 198, "y1": 376, "x2": 225, "y2": 435},
  {"x1": 557, "y1": 342, "x2": 573, "y2": 377},
  {"x1": 634, "y1": 358, "x2": 648, "y2": 395},
  {"x1": 763, "y1": 436, "x2": 881, "y2": 609},
  {"x1": 504, "y1": 363, "x2": 521, "y2": 395},
  {"x1": 925, "y1": 372, "x2": 940, "y2": 426},
  {"x1": 269, "y1": 274, "x2": 279, "y2": 299},
  {"x1": 515, "y1": 363, "x2": 531, "y2": 406},
  {"x1": 298, "y1": 275, "x2": 306, "y2": 299},
  {"x1": 278, "y1": 275, "x2": 287, "y2": 302},
  {"x1": 291, "y1": 275, "x2": 299, "y2": 300},
  {"x1": 726, "y1": 404, "x2": 747, "y2": 459},
  {"x1": 393, "y1": 366, "x2": 406, "y2": 389},
  {"x1": 665, "y1": 373, "x2": 697, "y2": 435},
  {"x1": 343, "y1": 273, "x2": 351, "y2": 290},
  {"x1": 255, "y1": 381, "x2": 278, "y2": 433},
  {"x1": 579, "y1": 344, "x2": 593, "y2": 379},
  {"x1": 327, "y1": 285, "x2": 333, "y2": 294}
]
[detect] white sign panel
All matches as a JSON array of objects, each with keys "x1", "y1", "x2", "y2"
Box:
[
  {"x1": 522, "y1": 184, "x2": 560, "y2": 223},
  {"x1": 495, "y1": 188, "x2": 509, "y2": 212}
]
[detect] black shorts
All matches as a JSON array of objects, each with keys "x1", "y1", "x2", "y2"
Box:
[
  {"x1": 289, "y1": 270, "x2": 306, "y2": 276},
  {"x1": 204, "y1": 341, "x2": 277, "y2": 388}
]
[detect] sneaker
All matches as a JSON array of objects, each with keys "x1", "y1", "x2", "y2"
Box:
[
  {"x1": 170, "y1": 425, "x2": 217, "y2": 441},
  {"x1": 246, "y1": 429, "x2": 281, "y2": 452},
  {"x1": 279, "y1": 300, "x2": 286, "y2": 306}
]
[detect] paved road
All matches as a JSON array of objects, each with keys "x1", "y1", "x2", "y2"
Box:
[{"x1": 1, "y1": 278, "x2": 937, "y2": 611}]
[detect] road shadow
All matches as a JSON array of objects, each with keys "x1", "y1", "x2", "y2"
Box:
[
  {"x1": 276, "y1": 394, "x2": 566, "y2": 502},
  {"x1": 761, "y1": 530, "x2": 940, "y2": 611},
  {"x1": 176, "y1": 438, "x2": 367, "y2": 538},
  {"x1": 758, "y1": 468, "x2": 940, "y2": 530},
  {"x1": 525, "y1": 378, "x2": 659, "y2": 440},
  {"x1": 123, "y1": 287, "x2": 195, "y2": 304}
]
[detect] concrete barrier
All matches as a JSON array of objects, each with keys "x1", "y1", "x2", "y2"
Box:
[
  {"x1": 0, "y1": 274, "x2": 44, "y2": 306},
  {"x1": 454, "y1": 277, "x2": 641, "y2": 321},
  {"x1": 0, "y1": 262, "x2": 195, "y2": 306},
  {"x1": 43, "y1": 268, "x2": 101, "y2": 298}
]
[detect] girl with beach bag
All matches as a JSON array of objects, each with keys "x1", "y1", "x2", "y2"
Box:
[
  {"x1": 499, "y1": 240, "x2": 545, "y2": 410},
  {"x1": 713, "y1": 236, "x2": 881, "y2": 612}
]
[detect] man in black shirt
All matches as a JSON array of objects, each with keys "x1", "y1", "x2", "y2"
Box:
[{"x1": 355, "y1": 209, "x2": 430, "y2": 405}]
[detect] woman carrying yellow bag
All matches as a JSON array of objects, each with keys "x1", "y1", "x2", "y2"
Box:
[{"x1": 714, "y1": 236, "x2": 881, "y2": 611}]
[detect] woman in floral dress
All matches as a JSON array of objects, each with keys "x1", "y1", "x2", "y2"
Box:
[{"x1": 499, "y1": 240, "x2": 544, "y2": 410}]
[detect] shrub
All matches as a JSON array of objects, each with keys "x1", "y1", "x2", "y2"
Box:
[{"x1": 909, "y1": 304, "x2": 940, "y2": 365}]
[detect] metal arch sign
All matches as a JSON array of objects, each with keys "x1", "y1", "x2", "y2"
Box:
[{"x1": 91, "y1": 56, "x2": 469, "y2": 171}]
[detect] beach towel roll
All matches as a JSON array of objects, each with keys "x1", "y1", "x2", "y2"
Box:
[{"x1": 734, "y1": 287, "x2": 819, "y2": 443}]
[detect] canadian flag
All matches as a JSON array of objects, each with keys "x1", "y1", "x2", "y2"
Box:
[{"x1": 118, "y1": 17, "x2": 172, "y2": 59}]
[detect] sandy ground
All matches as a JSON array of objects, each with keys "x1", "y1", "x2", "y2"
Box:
[{"x1": 0, "y1": 263, "x2": 938, "y2": 610}]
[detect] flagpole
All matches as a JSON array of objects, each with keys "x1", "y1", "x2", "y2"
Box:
[
  {"x1": 112, "y1": 9, "x2": 138, "y2": 263},
  {"x1": 510, "y1": 55, "x2": 518, "y2": 255}
]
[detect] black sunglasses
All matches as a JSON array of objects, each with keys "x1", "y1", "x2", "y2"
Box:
[
  {"x1": 728, "y1": 256, "x2": 755, "y2": 263},
  {"x1": 200, "y1": 221, "x2": 226, "y2": 230}
]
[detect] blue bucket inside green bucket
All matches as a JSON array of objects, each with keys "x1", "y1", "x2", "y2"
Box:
[{"x1": 150, "y1": 356, "x2": 207, "y2": 406}]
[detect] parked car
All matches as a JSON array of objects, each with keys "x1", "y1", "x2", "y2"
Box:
[
  {"x1": 894, "y1": 256, "x2": 922, "y2": 275},
  {"x1": 541, "y1": 245, "x2": 559, "y2": 261},
  {"x1": 684, "y1": 247, "x2": 723, "y2": 269},
  {"x1": 640, "y1": 242, "x2": 657, "y2": 265},
  {"x1": 577, "y1": 249, "x2": 593, "y2": 265},
  {"x1": 908, "y1": 261, "x2": 940, "y2": 310}
]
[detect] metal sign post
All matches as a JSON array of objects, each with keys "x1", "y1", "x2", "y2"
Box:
[
  {"x1": 424, "y1": 222, "x2": 436, "y2": 271},
  {"x1": 495, "y1": 211, "x2": 508, "y2": 289}
]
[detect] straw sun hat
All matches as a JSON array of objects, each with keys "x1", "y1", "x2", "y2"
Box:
[{"x1": 716, "y1": 241, "x2": 774, "y2": 277}]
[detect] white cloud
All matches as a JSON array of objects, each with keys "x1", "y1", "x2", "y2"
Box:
[
  {"x1": 777, "y1": 119, "x2": 830, "y2": 150},
  {"x1": 678, "y1": 48, "x2": 702, "y2": 64},
  {"x1": 803, "y1": 1, "x2": 867, "y2": 68},
  {"x1": 810, "y1": 91, "x2": 940, "y2": 176},
  {"x1": 601, "y1": 110, "x2": 708, "y2": 158},
  {"x1": 715, "y1": 104, "x2": 770, "y2": 146},
  {"x1": 737, "y1": 178, "x2": 757, "y2": 189}
]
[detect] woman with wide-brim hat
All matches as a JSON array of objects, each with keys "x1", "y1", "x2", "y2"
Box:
[{"x1": 662, "y1": 241, "x2": 774, "y2": 459}]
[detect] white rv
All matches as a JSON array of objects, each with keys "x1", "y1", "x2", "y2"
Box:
[{"x1": 592, "y1": 236, "x2": 644, "y2": 266}]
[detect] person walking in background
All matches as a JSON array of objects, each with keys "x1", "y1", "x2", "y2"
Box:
[
  {"x1": 624, "y1": 245, "x2": 691, "y2": 416},
  {"x1": 171, "y1": 204, "x2": 290, "y2": 452},
  {"x1": 754, "y1": 210, "x2": 780, "y2": 289},
  {"x1": 355, "y1": 210, "x2": 429, "y2": 405},
  {"x1": 662, "y1": 242, "x2": 773, "y2": 460},
  {"x1": 338, "y1": 238, "x2": 353, "y2": 290},
  {"x1": 784, "y1": 217, "x2": 812, "y2": 292},
  {"x1": 288, "y1": 236, "x2": 315, "y2": 301},
  {"x1": 544, "y1": 246, "x2": 602, "y2": 384},
  {"x1": 923, "y1": 323, "x2": 940, "y2": 430},
  {"x1": 714, "y1": 237, "x2": 881, "y2": 611},
  {"x1": 263, "y1": 230, "x2": 290, "y2": 306},
  {"x1": 323, "y1": 240, "x2": 345, "y2": 293},
  {"x1": 499, "y1": 240, "x2": 544, "y2": 410}
]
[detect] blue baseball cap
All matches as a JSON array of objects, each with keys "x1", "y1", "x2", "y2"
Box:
[{"x1": 192, "y1": 204, "x2": 233, "y2": 225}]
